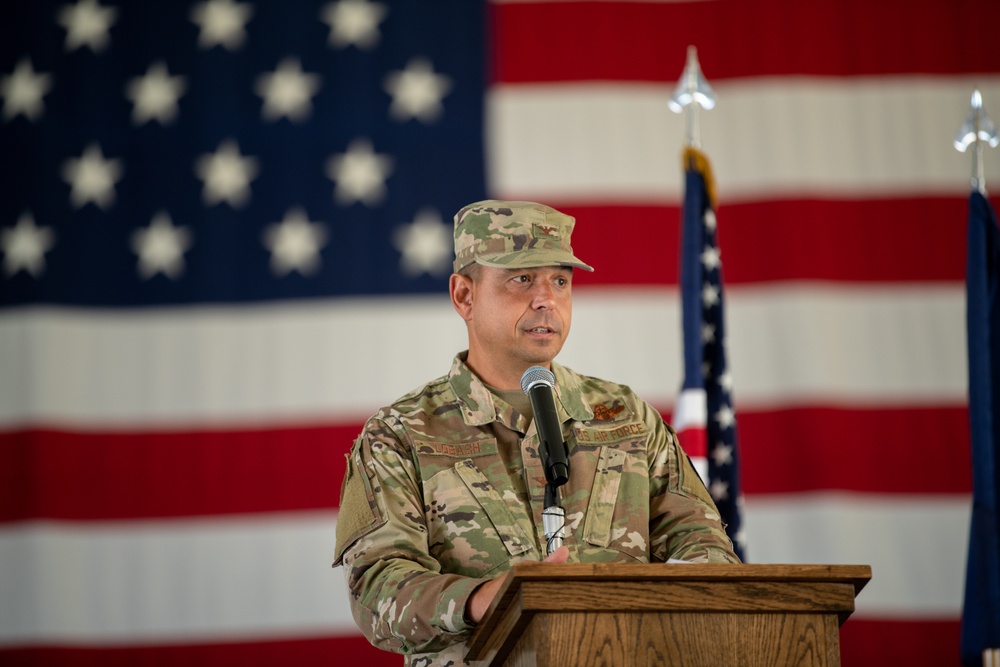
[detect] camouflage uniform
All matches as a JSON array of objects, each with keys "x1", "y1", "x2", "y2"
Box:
[{"x1": 334, "y1": 354, "x2": 739, "y2": 667}]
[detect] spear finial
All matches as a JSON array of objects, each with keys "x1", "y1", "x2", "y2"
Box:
[
  {"x1": 954, "y1": 89, "x2": 999, "y2": 194},
  {"x1": 668, "y1": 45, "x2": 716, "y2": 148}
]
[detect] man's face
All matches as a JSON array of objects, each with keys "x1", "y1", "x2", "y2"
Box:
[{"x1": 457, "y1": 264, "x2": 573, "y2": 387}]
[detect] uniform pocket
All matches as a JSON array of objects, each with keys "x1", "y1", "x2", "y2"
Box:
[
  {"x1": 580, "y1": 446, "x2": 649, "y2": 562},
  {"x1": 581, "y1": 447, "x2": 626, "y2": 547},
  {"x1": 454, "y1": 459, "x2": 533, "y2": 558}
]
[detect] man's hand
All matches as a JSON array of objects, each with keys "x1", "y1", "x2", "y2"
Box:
[{"x1": 465, "y1": 546, "x2": 569, "y2": 624}]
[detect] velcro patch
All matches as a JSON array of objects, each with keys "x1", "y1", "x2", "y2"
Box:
[
  {"x1": 415, "y1": 440, "x2": 497, "y2": 457},
  {"x1": 333, "y1": 451, "x2": 381, "y2": 565},
  {"x1": 575, "y1": 421, "x2": 647, "y2": 445},
  {"x1": 532, "y1": 223, "x2": 561, "y2": 240}
]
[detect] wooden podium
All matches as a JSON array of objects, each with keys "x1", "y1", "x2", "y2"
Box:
[{"x1": 465, "y1": 563, "x2": 871, "y2": 667}]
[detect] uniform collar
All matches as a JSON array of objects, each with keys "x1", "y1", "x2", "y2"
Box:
[{"x1": 448, "y1": 352, "x2": 594, "y2": 427}]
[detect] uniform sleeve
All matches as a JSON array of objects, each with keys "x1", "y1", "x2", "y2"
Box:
[
  {"x1": 333, "y1": 416, "x2": 490, "y2": 655},
  {"x1": 642, "y1": 404, "x2": 741, "y2": 564}
]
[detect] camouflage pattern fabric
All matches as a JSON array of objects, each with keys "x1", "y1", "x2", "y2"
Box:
[
  {"x1": 334, "y1": 353, "x2": 740, "y2": 666},
  {"x1": 452, "y1": 200, "x2": 594, "y2": 273}
]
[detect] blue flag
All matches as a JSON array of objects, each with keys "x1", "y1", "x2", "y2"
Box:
[
  {"x1": 673, "y1": 147, "x2": 746, "y2": 561},
  {"x1": 962, "y1": 190, "x2": 1000, "y2": 665}
]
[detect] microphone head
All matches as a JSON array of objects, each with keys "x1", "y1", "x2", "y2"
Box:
[{"x1": 520, "y1": 366, "x2": 555, "y2": 394}]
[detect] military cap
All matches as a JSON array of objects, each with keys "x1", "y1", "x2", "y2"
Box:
[{"x1": 452, "y1": 200, "x2": 595, "y2": 273}]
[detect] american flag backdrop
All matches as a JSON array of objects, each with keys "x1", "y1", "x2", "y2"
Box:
[{"x1": 1, "y1": 1, "x2": 999, "y2": 665}]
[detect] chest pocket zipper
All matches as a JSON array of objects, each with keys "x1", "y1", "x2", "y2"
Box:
[
  {"x1": 455, "y1": 459, "x2": 533, "y2": 557},
  {"x1": 582, "y1": 447, "x2": 627, "y2": 547}
]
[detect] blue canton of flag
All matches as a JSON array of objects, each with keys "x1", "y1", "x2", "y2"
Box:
[
  {"x1": 673, "y1": 147, "x2": 746, "y2": 561},
  {"x1": 961, "y1": 190, "x2": 1000, "y2": 666},
  {"x1": 0, "y1": 0, "x2": 486, "y2": 307}
]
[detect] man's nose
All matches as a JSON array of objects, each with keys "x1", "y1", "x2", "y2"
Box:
[{"x1": 531, "y1": 282, "x2": 556, "y2": 308}]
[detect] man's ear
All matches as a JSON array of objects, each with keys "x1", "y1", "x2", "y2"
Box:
[{"x1": 450, "y1": 273, "x2": 474, "y2": 321}]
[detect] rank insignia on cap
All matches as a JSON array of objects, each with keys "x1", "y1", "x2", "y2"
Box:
[{"x1": 533, "y1": 223, "x2": 560, "y2": 239}]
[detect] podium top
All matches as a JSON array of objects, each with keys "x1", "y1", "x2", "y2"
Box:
[
  {"x1": 502, "y1": 562, "x2": 871, "y2": 595},
  {"x1": 467, "y1": 562, "x2": 872, "y2": 662}
]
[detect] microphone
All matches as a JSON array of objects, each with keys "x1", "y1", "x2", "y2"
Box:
[
  {"x1": 520, "y1": 366, "x2": 570, "y2": 486},
  {"x1": 520, "y1": 366, "x2": 570, "y2": 555}
]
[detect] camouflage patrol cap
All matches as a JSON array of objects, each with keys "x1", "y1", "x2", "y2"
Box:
[{"x1": 452, "y1": 200, "x2": 595, "y2": 273}]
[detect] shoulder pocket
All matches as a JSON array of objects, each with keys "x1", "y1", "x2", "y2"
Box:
[{"x1": 333, "y1": 442, "x2": 386, "y2": 566}]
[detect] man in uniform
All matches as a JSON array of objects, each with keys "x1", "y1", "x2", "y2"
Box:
[{"x1": 334, "y1": 200, "x2": 740, "y2": 666}]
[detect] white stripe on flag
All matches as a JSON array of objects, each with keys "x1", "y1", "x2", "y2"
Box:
[
  {"x1": 0, "y1": 497, "x2": 967, "y2": 644},
  {"x1": 670, "y1": 388, "x2": 708, "y2": 431},
  {"x1": 0, "y1": 284, "x2": 965, "y2": 427},
  {"x1": 487, "y1": 76, "x2": 1000, "y2": 202},
  {"x1": 670, "y1": 388, "x2": 709, "y2": 481},
  {"x1": 0, "y1": 512, "x2": 353, "y2": 646},
  {"x1": 745, "y1": 492, "x2": 971, "y2": 618}
]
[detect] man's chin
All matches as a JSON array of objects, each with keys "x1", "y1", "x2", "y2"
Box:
[{"x1": 518, "y1": 342, "x2": 564, "y2": 366}]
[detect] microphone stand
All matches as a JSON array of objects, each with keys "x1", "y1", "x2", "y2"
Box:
[
  {"x1": 542, "y1": 481, "x2": 567, "y2": 555},
  {"x1": 536, "y1": 396, "x2": 569, "y2": 556}
]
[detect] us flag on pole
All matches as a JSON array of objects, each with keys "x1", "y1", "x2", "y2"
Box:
[{"x1": 673, "y1": 146, "x2": 746, "y2": 561}]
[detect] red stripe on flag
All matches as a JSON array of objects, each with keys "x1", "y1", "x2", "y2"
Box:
[
  {"x1": 564, "y1": 198, "x2": 967, "y2": 288},
  {"x1": 0, "y1": 425, "x2": 358, "y2": 523},
  {"x1": 676, "y1": 426, "x2": 707, "y2": 460},
  {"x1": 734, "y1": 405, "x2": 971, "y2": 495},
  {"x1": 491, "y1": 0, "x2": 1000, "y2": 83},
  {"x1": 840, "y1": 618, "x2": 961, "y2": 666},
  {"x1": 0, "y1": 621, "x2": 957, "y2": 667},
  {"x1": 2, "y1": 405, "x2": 969, "y2": 522},
  {"x1": 0, "y1": 635, "x2": 397, "y2": 667}
]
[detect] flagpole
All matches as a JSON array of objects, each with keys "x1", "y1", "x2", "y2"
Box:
[
  {"x1": 954, "y1": 89, "x2": 999, "y2": 194},
  {"x1": 668, "y1": 46, "x2": 716, "y2": 148}
]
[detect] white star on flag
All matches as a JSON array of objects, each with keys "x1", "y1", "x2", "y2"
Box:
[
  {"x1": 718, "y1": 369, "x2": 733, "y2": 391},
  {"x1": 709, "y1": 479, "x2": 729, "y2": 502},
  {"x1": 704, "y1": 209, "x2": 717, "y2": 231},
  {"x1": 712, "y1": 443, "x2": 733, "y2": 467},
  {"x1": 190, "y1": 0, "x2": 254, "y2": 51},
  {"x1": 392, "y1": 208, "x2": 452, "y2": 277},
  {"x1": 195, "y1": 139, "x2": 259, "y2": 208},
  {"x1": 701, "y1": 245, "x2": 721, "y2": 271},
  {"x1": 732, "y1": 524, "x2": 747, "y2": 552},
  {"x1": 262, "y1": 207, "x2": 328, "y2": 276},
  {"x1": 714, "y1": 405, "x2": 736, "y2": 430},
  {"x1": 130, "y1": 211, "x2": 192, "y2": 280},
  {"x1": 383, "y1": 57, "x2": 452, "y2": 123},
  {"x1": 126, "y1": 62, "x2": 187, "y2": 126},
  {"x1": 701, "y1": 323, "x2": 716, "y2": 343},
  {"x1": 321, "y1": 0, "x2": 388, "y2": 50},
  {"x1": 702, "y1": 283, "x2": 719, "y2": 307},
  {"x1": 1, "y1": 58, "x2": 53, "y2": 123},
  {"x1": 57, "y1": 0, "x2": 118, "y2": 52},
  {"x1": 326, "y1": 138, "x2": 393, "y2": 206},
  {"x1": 61, "y1": 143, "x2": 123, "y2": 210},
  {"x1": 255, "y1": 57, "x2": 321, "y2": 122},
  {"x1": 1, "y1": 212, "x2": 55, "y2": 277}
]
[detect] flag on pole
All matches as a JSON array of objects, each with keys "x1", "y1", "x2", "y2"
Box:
[
  {"x1": 961, "y1": 190, "x2": 1000, "y2": 666},
  {"x1": 673, "y1": 146, "x2": 746, "y2": 561}
]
